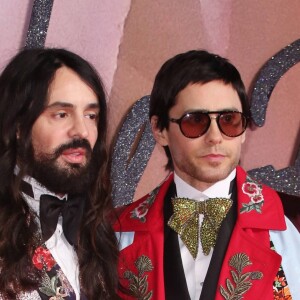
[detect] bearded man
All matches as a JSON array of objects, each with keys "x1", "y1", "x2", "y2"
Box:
[{"x1": 0, "y1": 48, "x2": 120, "y2": 300}]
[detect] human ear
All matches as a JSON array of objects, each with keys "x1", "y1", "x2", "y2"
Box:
[
  {"x1": 150, "y1": 116, "x2": 169, "y2": 147},
  {"x1": 241, "y1": 131, "x2": 246, "y2": 144}
]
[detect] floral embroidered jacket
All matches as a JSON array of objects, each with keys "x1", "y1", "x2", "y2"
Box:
[
  {"x1": 4, "y1": 244, "x2": 78, "y2": 300},
  {"x1": 115, "y1": 166, "x2": 291, "y2": 300}
]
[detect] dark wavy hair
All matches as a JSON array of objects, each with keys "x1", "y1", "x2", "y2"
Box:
[
  {"x1": 150, "y1": 50, "x2": 250, "y2": 170},
  {"x1": 0, "y1": 48, "x2": 120, "y2": 299}
]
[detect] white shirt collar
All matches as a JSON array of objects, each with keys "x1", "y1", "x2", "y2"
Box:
[{"x1": 174, "y1": 168, "x2": 236, "y2": 201}]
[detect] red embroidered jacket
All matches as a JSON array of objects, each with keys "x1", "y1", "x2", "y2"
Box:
[{"x1": 115, "y1": 166, "x2": 287, "y2": 299}]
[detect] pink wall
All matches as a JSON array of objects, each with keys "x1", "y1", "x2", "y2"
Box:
[{"x1": 0, "y1": 1, "x2": 299, "y2": 200}]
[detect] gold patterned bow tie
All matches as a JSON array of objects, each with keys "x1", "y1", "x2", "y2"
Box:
[{"x1": 168, "y1": 197, "x2": 232, "y2": 259}]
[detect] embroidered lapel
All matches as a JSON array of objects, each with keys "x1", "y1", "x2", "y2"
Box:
[
  {"x1": 216, "y1": 166, "x2": 286, "y2": 300},
  {"x1": 32, "y1": 245, "x2": 77, "y2": 299},
  {"x1": 200, "y1": 182, "x2": 238, "y2": 300},
  {"x1": 116, "y1": 174, "x2": 174, "y2": 300}
]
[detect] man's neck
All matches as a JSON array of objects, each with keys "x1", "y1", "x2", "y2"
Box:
[{"x1": 174, "y1": 169, "x2": 236, "y2": 199}]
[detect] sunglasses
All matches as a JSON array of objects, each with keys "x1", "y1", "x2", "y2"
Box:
[{"x1": 169, "y1": 110, "x2": 248, "y2": 138}]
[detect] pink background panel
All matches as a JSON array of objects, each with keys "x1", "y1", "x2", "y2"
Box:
[{"x1": 0, "y1": 0, "x2": 299, "y2": 200}]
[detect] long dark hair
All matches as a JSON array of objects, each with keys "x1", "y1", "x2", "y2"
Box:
[
  {"x1": 150, "y1": 50, "x2": 250, "y2": 170},
  {"x1": 0, "y1": 48, "x2": 120, "y2": 299}
]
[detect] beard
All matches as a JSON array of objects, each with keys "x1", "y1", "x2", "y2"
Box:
[{"x1": 24, "y1": 139, "x2": 93, "y2": 195}]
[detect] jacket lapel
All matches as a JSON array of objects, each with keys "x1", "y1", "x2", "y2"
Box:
[
  {"x1": 200, "y1": 182, "x2": 237, "y2": 300},
  {"x1": 164, "y1": 182, "x2": 191, "y2": 300},
  {"x1": 215, "y1": 166, "x2": 286, "y2": 299},
  {"x1": 115, "y1": 175, "x2": 174, "y2": 300},
  {"x1": 32, "y1": 244, "x2": 77, "y2": 299}
]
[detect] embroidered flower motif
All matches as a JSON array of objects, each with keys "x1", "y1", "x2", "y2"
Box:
[
  {"x1": 130, "y1": 187, "x2": 159, "y2": 222},
  {"x1": 39, "y1": 271, "x2": 69, "y2": 300},
  {"x1": 240, "y1": 176, "x2": 264, "y2": 214},
  {"x1": 32, "y1": 246, "x2": 56, "y2": 271},
  {"x1": 219, "y1": 253, "x2": 263, "y2": 299},
  {"x1": 57, "y1": 270, "x2": 74, "y2": 296},
  {"x1": 32, "y1": 245, "x2": 74, "y2": 299},
  {"x1": 123, "y1": 255, "x2": 154, "y2": 300},
  {"x1": 242, "y1": 182, "x2": 260, "y2": 197},
  {"x1": 134, "y1": 203, "x2": 149, "y2": 220}
]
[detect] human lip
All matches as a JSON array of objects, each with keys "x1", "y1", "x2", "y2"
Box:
[
  {"x1": 201, "y1": 153, "x2": 226, "y2": 161},
  {"x1": 61, "y1": 148, "x2": 86, "y2": 163}
]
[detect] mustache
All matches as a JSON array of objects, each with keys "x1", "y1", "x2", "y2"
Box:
[{"x1": 54, "y1": 139, "x2": 92, "y2": 158}]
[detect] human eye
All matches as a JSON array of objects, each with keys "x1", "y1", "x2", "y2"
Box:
[
  {"x1": 85, "y1": 111, "x2": 99, "y2": 121},
  {"x1": 53, "y1": 111, "x2": 68, "y2": 119},
  {"x1": 221, "y1": 112, "x2": 240, "y2": 124},
  {"x1": 190, "y1": 112, "x2": 207, "y2": 124}
]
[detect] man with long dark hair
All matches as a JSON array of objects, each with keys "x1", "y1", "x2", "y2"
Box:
[
  {"x1": 115, "y1": 50, "x2": 300, "y2": 299},
  {"x1": 0, "y1": 48, "x2": 120, "y2": 299}
]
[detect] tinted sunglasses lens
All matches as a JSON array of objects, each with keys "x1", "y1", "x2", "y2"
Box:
[
  {"x1": 180, "y1": 113, "x2": 210, "y2": 138},
  {"x1": 219, "y1": 112, "x2": 247, "y2": 137}
]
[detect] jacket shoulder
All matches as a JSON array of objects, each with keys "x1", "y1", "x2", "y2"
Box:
[{"x1": 114, "y1": 174, "x2": 174, "y2": 227}]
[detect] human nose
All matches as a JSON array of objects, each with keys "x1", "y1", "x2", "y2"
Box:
[
  {"x1": 68, "y1": 115, "x2": 89, "y2": 139},
  {"x1": 204, "y1": 116, "x2": 222, "y2": 144}
]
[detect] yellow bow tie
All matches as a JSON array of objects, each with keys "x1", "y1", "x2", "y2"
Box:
[{"x1": 168, "y1": 197, "x2": 232, "y2": 259}]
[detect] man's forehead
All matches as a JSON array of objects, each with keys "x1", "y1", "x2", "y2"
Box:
[{"x1": 172, "y1": 82, "x2": 242, "y2": 112}]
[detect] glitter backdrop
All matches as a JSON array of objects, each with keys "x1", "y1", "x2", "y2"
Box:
[
  {"x1": 249, "y1": 39, "x2": 300, "y2": 197},
  {"x1": 25, "y1": 0, "x2": 54, "y2": 48},
  {"x1": 111, "y1": 96, "x2": 156, "y2": 206},
  {"x1": 251, "y1": 39, "x2": 300, "y2": 127}
]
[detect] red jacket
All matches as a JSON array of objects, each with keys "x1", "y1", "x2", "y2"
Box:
[{"x1": 115, "y1": 166, "x2": 287, "y2": 299}]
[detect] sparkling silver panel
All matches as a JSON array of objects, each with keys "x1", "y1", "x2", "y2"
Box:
[
  {"x1": 111, "y1": 96, "x2": 156, "y2": 206},
  {"x1": 251, "y1": 39, "x2": 300, "y2": 127},
  {"x1": 25, "y1": 0, "x2": 54, "y2": 48}
]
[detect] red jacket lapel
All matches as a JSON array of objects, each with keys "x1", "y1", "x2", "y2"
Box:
[
  {"x1": 216, "y1": 167, "x2": 286, "y2": 299},
  {"x1": 115, "y1": 174, "x2": 174, "y2": 299}
]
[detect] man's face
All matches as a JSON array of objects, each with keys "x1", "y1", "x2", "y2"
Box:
[
  {"x1": 29, "y1": 66, "x2": 99, "y2": 194},
  {"x1": 151, "y1": 81, "x2": 245, "y2": 191}
]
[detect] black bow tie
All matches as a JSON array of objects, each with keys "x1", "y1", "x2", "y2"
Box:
[{"x1": 39, "y1": 194, "x2": 85, "y2": 246}]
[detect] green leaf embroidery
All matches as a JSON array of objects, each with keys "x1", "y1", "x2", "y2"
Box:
[
  {"x1": 219, "y1": 253, "x2": 263, "y2": 299},
  {"x1": 123, "y1": 255, "x2": 154, "y2": 300}
]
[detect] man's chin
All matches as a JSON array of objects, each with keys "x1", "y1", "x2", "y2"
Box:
[{"x1": 32, "y1": 161, "x2": 91, "y2": 195}]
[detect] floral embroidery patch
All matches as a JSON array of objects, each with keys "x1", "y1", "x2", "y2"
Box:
[
  {"x1": 240, "y1": 175, "x2": 264, "y2": 214},
  {"x1": 33, "y1": 246, "x2": 56, "y2": 271},
  {"x1": 130, "y1": 187, "x2": 159, "y2": 222},
  {"x1": 32, "y1": 246, "x2": 74, "y2": 299},
  {"x1": 219, "y1": 253, "x2": 263, "y2": 299},
  {"x1": 123, "y1": 255, "x2": 154, "y2": 300}
]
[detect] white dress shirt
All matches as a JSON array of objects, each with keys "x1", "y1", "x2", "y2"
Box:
[
  {"x1": 174, "y1": 169, "x2": 236, "y2": 300},
  {"x1": 22, "y1": 176, "x2": 80, "y2": 299}
]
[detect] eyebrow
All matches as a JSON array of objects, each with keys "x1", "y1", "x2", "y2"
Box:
[
  {"x1": 45, "y1": 101, "x2": 100, "y2": 110},
  {"x1": 185, "y1": 108, "x2": 241, "y2": 114}
]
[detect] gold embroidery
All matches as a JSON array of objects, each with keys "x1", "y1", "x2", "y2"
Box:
[
  {"x1": 123, "y1": 255, "x2": 154, "y2": 300},
  {"x1": 220, "y1": 253, "x2": 263, "y2": 299}
]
